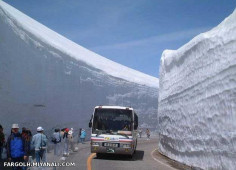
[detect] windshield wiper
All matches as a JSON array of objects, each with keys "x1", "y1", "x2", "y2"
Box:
[
  {"x1": 117, "y1": 133, "x2": 129, "y2": 139},
  {"x1": 105, "y1": 130, "x2": 129, "y2": 139},
  {"x1": 106, "y1": 130, "x2": 115, "y2": 135},
  {"x1": 95, "y1": 130, "x2": 105, "y2": 137},
  {"x1": 96, "y1": 130, "x2": 129, "y2": 139}
]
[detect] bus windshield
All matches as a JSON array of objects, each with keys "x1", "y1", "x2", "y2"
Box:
[{"x1": 92, "y1": 108, "x2": 132, "y2": 134}]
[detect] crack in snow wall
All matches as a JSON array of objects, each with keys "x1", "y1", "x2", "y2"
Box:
[{"x1": 158, "y1": 9, "x2": 236, "y2": 170}]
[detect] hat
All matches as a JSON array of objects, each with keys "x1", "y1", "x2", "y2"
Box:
[
  {"x1": 12, "y1": 124, "x2": 19, "y2": 129},
  {"x1": 37, "y1": 126, "x2": 44, "y2": 132},
  {"x1": 65, "y1": 128, "x2": 69, "y2": 132}
]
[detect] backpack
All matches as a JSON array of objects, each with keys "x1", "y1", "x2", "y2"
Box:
[
  {"x1": 57, "y1": 135, "x2": 61, "y2": 143},
  {"x1": 51, "y1": 133, "x2": 61, "y2": 144},
  {"x1": 51, "y1": 137, "x2": 57, "y2": 144}
]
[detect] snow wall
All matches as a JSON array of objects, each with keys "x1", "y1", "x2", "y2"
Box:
[
  {"x1": 0, "y1": 1, "x2": 158, "y2": 135},
  {"x1": 158, "y1": 9, "x2": 236, "y2": 170}
]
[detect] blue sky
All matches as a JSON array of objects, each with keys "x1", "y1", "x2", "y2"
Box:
[{"x1": 4, "y1": 0, "x2": 236, "y2": 78}]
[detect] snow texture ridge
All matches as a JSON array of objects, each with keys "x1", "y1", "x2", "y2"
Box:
[
  {"x1": 158, "y1": 8, "x2": 236, "y2": 170},
  {"x1": 0, "y1": 0, "x2": 158, "y2": 88},
  {"x1": 0, "y1": 1, "x2": 158, "y2": 134}
]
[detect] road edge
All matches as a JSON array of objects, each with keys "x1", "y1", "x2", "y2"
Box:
[
  {"x1": 151, "y1": 148, "x2": 199, "y2": 170},
  {"x1": 151, "y1": 149, "x2": 177, "y2": 170}
]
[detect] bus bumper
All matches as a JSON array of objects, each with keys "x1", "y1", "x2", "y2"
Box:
[{"x1": 91, "y1": 146, "x2": 134, "y2": 155}]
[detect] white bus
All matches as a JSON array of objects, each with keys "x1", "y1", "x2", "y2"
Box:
[{"x1": 89, "y1": 106, "x2": 138, "y2": 157}]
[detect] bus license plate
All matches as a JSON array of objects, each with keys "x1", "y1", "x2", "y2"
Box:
[
  {"x1": 104, "y1": 143, "x2": 119, "y2": 147},
  {"x1": 107, "y1": 148, "x2": 115, "y2": 153}
]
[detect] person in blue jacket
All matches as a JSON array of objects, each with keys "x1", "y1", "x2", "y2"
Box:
[
  {"x1": 80, "y1": 129, "x2": 86, "y2": 144},
  {"x1": 7, "y1": 124, "x2": 29, "y2": 170}
]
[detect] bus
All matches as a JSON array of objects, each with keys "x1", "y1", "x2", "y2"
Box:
[{"x1": 89, "y1": 106, "x2": 138, "y2": 157}]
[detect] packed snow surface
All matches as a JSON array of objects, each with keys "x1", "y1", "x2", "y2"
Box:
[
  {"x1": 158, "y1": 8, "x2": 236, "y2": 170},
  {"x1": 0, "y1": 1, "x2": 158, "y2": 88},
  {"x1": 0, "y1": 1, "x2": 158, "y2": 134}
]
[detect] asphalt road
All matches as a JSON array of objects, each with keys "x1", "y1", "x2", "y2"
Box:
[{"x1": 59, "y1": 138, "x2": 181, "y2": 170}]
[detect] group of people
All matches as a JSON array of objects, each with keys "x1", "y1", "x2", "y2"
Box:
[
  {"x1": 51, "y1": 127, "x2": 87, "y2": 157},
  {"x1": 0, "y1": 124, "x2": 47, "y2": 170},
  {"x1": 0, "y1": 124, "x2": 87, "y2": 170},
  {"x1": 138, "y1": 128, "x2": 151, "y2": 139}
]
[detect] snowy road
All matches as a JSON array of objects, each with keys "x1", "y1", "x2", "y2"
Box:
[{"x1": 58, "y1": 138, "x2": 189, "y2": 170}]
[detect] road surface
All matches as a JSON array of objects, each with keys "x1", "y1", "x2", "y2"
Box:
[{"x1": 58, "y1": 138, "x2": 190, "y2": 170}]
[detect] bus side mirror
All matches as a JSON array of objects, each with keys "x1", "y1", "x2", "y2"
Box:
[{"x1": 89, "y1": 115, "x2": 93, "y2": 128}]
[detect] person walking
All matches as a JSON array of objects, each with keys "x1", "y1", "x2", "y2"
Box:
[
  {"x1": 138, "y1": 129, "x2": 142, "y2": 138},
  {"x1": 146, "y1": 128, "x2": 150, "y2": 140},
  {"x1": 68, "y1": 130, "x2": 74, "y2": 152},
  {"x1": 78, "y1": 128, "x2": 82, "y2": 144},
  {"x1": 21, "y1": 127, "x2": 32, "y2": 154},
  {"x1": 52, "y1": 129, "x2": 61, "y2": 156},
  {"x1": 0, "y1": 124, "x2": 5, "y2": 160},
  {"x1": 31, "y1": 127, "x2": 47, "y2": 163},
  {"x1": 6, "y1": 124, "x2": 29, "y2": 170},
  {"x1": 63, "y1": 128, "x2": 69, "y2": 156},
  {"x1": 80, "y1": 129, "x2": 86, "y2": 144}
]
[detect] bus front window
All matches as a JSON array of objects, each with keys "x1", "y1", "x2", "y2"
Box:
[{"x1": 92, "y1": 109, "x2": 132, "y2": 134}]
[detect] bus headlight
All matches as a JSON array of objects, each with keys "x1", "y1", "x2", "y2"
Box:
[
  {"x1": 123, "y1": 144, "x2": 131, "y2": 148},
  {"x1": 92, "y1": 142, "x2": 99, "y2": 146}
]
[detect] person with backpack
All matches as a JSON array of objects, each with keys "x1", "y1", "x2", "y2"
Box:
[
  {"x1": 52, "y1": 129, "x2": 61, "y2": 156},
  {"x1": 6, "y1": 124, "x2": 29, "y2": 170},
  {"x1": 80, "y1": 129, "x2": 86, "y2": 144},
  {"x1": 31, "y1": 127, "x2": 47, "y2": 163}
]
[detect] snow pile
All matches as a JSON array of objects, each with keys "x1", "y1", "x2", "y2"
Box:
[
  {"x1": 0, "y1": 1, "x2": 158, "y2": 88},
  {"x1": 0, "y1": 1, "x2": 158, "y2": 134},
  {"x1": 158, "y1": 9, "x2": 236, "y2": 170}
]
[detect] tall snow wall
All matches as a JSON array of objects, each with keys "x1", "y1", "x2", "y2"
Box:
[
  {"x1": 0, "y1": 1, "x2": 159, "y2": 134},
  {"x1": 158, "y1": 9, "x2": 236, "y2": 170}
]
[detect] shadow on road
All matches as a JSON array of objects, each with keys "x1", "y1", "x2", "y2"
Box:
[
  {"x1": 132, "y1": 150, "x2": 144, "y2": 161},
  {"x1": 94, "y1": 150, "x2": 144, "y2": 161}
]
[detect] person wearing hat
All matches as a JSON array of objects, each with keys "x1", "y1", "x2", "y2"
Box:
[
  {"x1": 6, "y1": 124, "x2": 29, "y2": 170},
  {"x1": 31, "y1": 126, "x2": 47, "y2": 163},
  {"x1": 68, "y1": 130, "x2": 74, "y2": 152}
]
